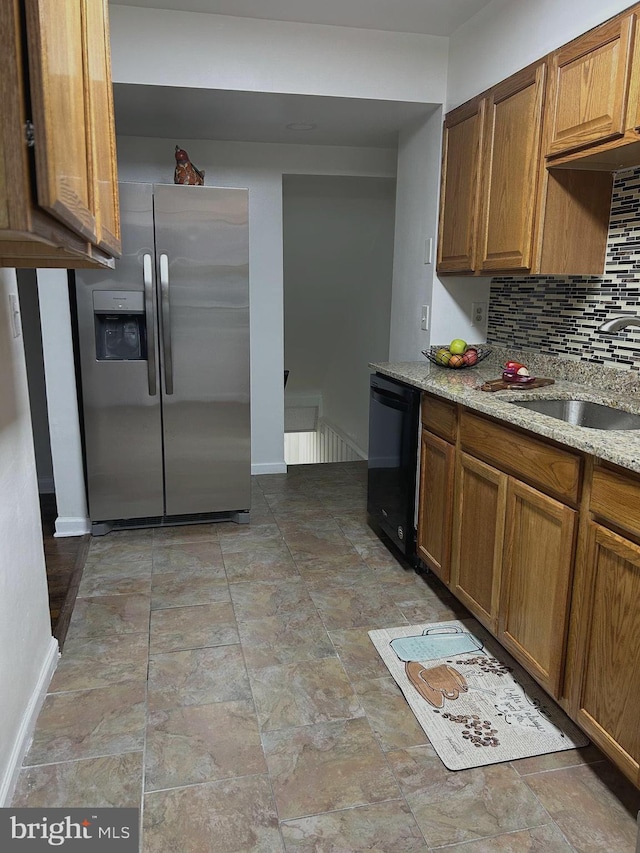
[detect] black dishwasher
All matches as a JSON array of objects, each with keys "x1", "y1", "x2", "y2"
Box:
[{"x1": 367, "y1": 373, "x2": 420, "y2": 562}]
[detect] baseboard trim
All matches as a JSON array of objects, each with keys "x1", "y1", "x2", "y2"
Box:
[
  {"x1": 251, "y1": 462, "x2": 288, "y2": 475},
  {"x1": 0, "y1": 636, "x2": 59, "y2": 806},
  {"x1": 54, "y1": 516, "x2": 91, "y2": 537}
]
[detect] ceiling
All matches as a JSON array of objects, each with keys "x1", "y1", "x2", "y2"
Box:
[
  {"x1": 112, "y1": 0, "x2": 481, "y2": 147},
  {"x1": 114, "y1": 85, "x2": 436, "y2": 147},
  {"x1": 110, "y1": 0, "x2": 494, "y2": 37}
]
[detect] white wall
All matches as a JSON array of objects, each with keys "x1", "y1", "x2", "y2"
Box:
[
  {"x1": 37, "y1": 271, "x2": 90, "y2": 536},
  {"x1": 117, "y1": 136, "x2": 396, "y2": 473},
  {"x1": 0, "y1": 268, "x2": 57, "y2": 804},
  {"x1": 389, "y1": 109, "x2": 443, "y2": 360},
  {"x1": 110, "y1": 4, "x2": 448, "y2": 103},
  {"x1": 448, "y1": 0, "x2": 634, "y2": 110},
  {"x1": 283, "y1": 175, "x2": 396, "y2": 455}
]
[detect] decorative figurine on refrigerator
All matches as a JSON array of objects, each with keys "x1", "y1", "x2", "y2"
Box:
[{"x1": 174, "y1": 145, "x2": 205, "y2": 185}]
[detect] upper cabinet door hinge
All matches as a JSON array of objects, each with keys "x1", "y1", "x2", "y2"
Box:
[{"x1": 25, "y1": 120, "x2": 35, "y2": 148}]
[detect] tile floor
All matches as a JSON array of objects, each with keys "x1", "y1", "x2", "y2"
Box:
[{"x1": 13, "y1": 462, "x2": 640, "y2": 851}]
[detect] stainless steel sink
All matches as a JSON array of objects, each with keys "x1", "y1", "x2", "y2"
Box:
[{"x1": 509, "y1": 398, "x2": 640, "y2": 430}]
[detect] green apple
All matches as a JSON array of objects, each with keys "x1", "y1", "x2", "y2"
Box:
[
  {"x1": 435, "y1": 347, "x2": 452, "y2": 365},
  {"x1": 449, "y1": 338, "x2": 467, "y2": 355}
]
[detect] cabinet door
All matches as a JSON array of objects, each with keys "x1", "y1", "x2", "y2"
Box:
[
  {"x1": 478, "y1": 63, "x2": 545, "y2": 273},
  {"x1": 574, "y1": 523, "x2": 640, "y2": 784},
  {"x1": 451, "y1": 453, "x2": 507, "y2": 634},
  {"x1": 546, "y1": 14, "x2": 636, "y2": 158},
  {"x1": 25, "y1": 0, "x2": 97, "y2": 242},
  {"x1": 437, "y1": 98, "x2": 485, "y2": 274},
  {"x1": 417, "y1": 429, "x2": 454, "y2": 584},
  {"x1": 83, "y1": 0, "x2": 121, "y2": 256},
  {"x1": 499, "y1": 479, "x2": 577, "y2": 697}
]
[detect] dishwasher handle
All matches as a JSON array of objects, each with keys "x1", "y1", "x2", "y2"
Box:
[{"x1": 371, "y1": 387, "x2": 412, "y2": 412}]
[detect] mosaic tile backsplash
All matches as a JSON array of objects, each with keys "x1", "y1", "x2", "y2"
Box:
[{"x1": 488, "y1": 167, "x2": 640, "y2": 372}]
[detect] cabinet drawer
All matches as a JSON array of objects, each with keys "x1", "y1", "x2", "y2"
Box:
[
  {"x1": 421, "y1": 393, "x2": 457, "y2": 442},
  {"x1": 460, "y1": 411, "x2": 581, "y2": 504},
  {"x1": 590, "y1": 464, "x2": 640, "y2": 538}
]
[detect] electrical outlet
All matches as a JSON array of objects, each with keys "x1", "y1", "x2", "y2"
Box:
[
  {"x1": 421, "y1": 305, "x2": 429, "y2": 331},
  {"x1": 472, "y1": 301, "x2": 487, "y2": 326}
]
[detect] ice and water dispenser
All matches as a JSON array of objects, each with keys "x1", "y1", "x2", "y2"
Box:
[{"x1": 93, "y1": 291, "x2": 147, "y2": 361}]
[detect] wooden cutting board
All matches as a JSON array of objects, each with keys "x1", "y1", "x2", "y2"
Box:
[{"x1": 479, "y1": 377, "x2": 555, "y2": 392}]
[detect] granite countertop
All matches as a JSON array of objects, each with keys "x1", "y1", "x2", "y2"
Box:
[{"x1": 369, "y1": 347, "x2": 640, "y2": 474}]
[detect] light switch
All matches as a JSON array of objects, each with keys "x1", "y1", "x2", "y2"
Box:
[{"x1": 9, "y1": 294, "x2": 21, "y2": 338}]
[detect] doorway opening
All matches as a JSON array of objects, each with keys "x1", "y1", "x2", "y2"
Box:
[{"x1": 282, "y1": 174, "x2": 395, "y2": 466}]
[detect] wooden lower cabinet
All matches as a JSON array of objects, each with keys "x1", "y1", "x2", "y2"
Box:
[
  {"x1": 417, "y1": 428, "x2": 454, "y2": 583},
  {"x1": 451, "y1": 452, "x2": 507, "y2": 634},
  {"x1": 499, "y1": 479, "x2": 577, "y2": 697},
  {"x1": 571, "y1": 522, "x2": 640, "y2": 784}
]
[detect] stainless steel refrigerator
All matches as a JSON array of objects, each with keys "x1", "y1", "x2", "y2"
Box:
[{"x1": 75, "y1": 182, "x2": 250, "y2": 533}]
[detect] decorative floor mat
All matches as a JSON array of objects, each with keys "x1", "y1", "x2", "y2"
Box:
[{"x1": 369, "y1": 619, "x2": 588, "y2": 771}]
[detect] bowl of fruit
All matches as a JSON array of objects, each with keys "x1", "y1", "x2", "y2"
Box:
[{"x1": 422, "y1": 339, "x2": 491, "y2": 369}]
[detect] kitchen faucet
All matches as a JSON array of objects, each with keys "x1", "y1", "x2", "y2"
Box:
[{"x1": 597, "y1": 313, "x2": 640, "y2": 333}]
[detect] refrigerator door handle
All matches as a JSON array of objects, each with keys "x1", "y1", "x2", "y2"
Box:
[
  {"x1": 143, "y1": 253, "x2": 157, "y2": 396},
  {"x1": 159, "y1": 253, "x2": 174, "y2": 395}
]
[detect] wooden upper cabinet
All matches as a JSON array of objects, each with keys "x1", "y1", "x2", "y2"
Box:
[
  {"x1": 0, "y1": 0, "x2": 120, "y2": 268},
  {"x1": 546, "y1": 13, "x2": 637, "y2": 159},
  {"x1": 25, "y1": 0, "x2": 97, "y2": 243},
  {"x1": 478, "y1": 63, "x2": 546, "y2": 273},
  {"x1": 437, "y1": 98, "x2": 485, "y2": 274},
  {"x1": 83, "y1": 0, "x2": 121, "y2": 256}
]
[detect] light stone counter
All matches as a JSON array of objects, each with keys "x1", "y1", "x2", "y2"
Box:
[{"x1": 370, "y1": 347, "x2": 640, "y2": 474}]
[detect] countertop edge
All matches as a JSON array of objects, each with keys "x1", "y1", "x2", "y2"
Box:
[{"x1": 369, "y1": 361, "x2": 640, "y2": 475}]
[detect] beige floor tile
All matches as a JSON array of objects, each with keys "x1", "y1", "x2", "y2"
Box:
[
  {"x1": 87, "y1": 528, "x2": 153, "y2": 558},
  {"x1": 67, "y1": 593, "x2": 151, "y2": 639},
  {"x1": 524, "y1": 760, "x2": 640, "y2": 852},
  {"x1": 222, "y1": 542, "x2": 299, "y2": 582},
  {"x1": 150, "y1": 571, "x2": 230, "y2": 610},
  {"x1": 279, "y1": 519, "x2": 358, "y2": 561},
  {"x1": 229, "y1": 577, "x2": 317, "y2": 621},
  {"x1": 77, "y1": 572, "x2": 151, "y2": 598},
  {"x1": 217, "y1": 523, "x2": 284, "y2": 551},
  {"x1": 387, "y1": 744, "x2": 549, "y2": 848},
  {"x1": 25, "y1": 683, "x2": 146, "y2": 765},
  {"x1": 438, "y1": 823, "x2": 575, "y2": 852},
  {"x1": 510, "y1": 743, "x2": 606, "y2": 776},
  {"x1": 149, "y1": 602, "x2": 238, "y2": 653},
  {"x1": 352, "y1": 540, "x2": 406, "y2": 570},
  {"x1": 262, "y1": 717, "x2": 401, "y2": 821},
  {"x1": 143, "y1": 776, "x2": 283, "y2": 852},
  {"x1": 351, "y1": 675, "x2": 429, "y2": 752},
  {"x1": 328, "y1": 627, "x2": 393, "y2": 682},
  {"x1": 144, "y1": 700, "x2": 266, "y2": 792},
  {"x1": 13, "y1": 752, "x2": 144, "y2": 808},
  {"x1": 250, "y1": 657, "x2": 364, "y2": 731},
  {"x1": 148, "y1": 645, "x2": 251, "y2": 711},
  {"x1": 280, "y1": 800, "x2": 428, "y2": 852},
  {"x1": 49, "y1": 633, "x2": 149, "y2": 692},
  {"x1": 294, "y1": 552, "x2": 371, "y2": 582},
  {"x1": 237, "y1": 611, "x2": 336, "y2": 669},
  {"x1": 307, "y1": 584, "x2": 407, "y2": 630},
  {"x1": 151, "y1": 541, "x2": 226, "y2": 573}
]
